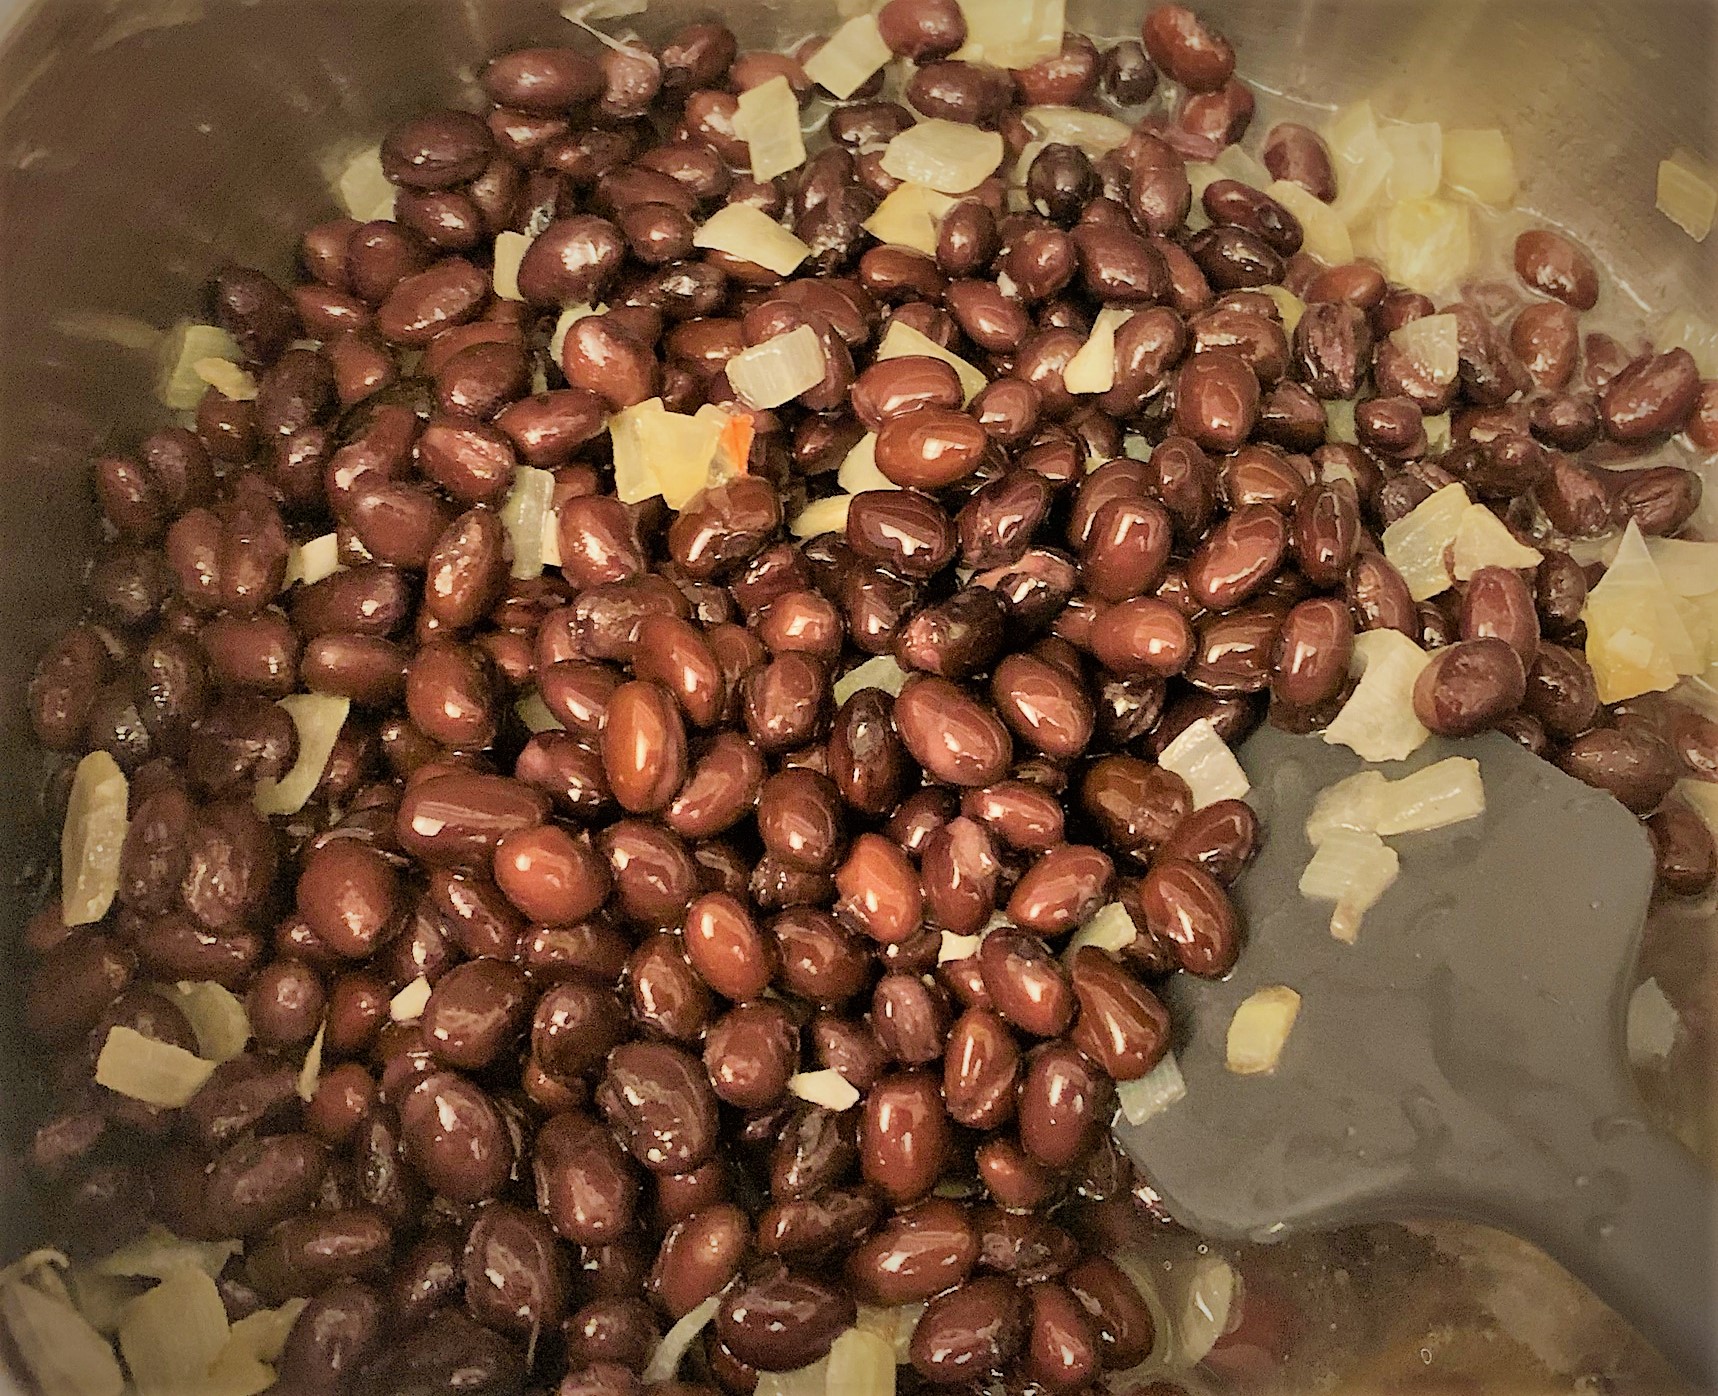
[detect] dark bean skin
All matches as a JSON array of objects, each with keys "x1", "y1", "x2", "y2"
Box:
[
  {"x1": 978, "y1": 929, "x2": 1073, "y2": 1037},
  {"x1": 877, "y1": 0, "x2": 967, "y2": 60},
  {"x1": 942, "y1": 1007, "x2": 1020, "y2": 1130},
  {"x1": 1612, "y1": 465, "x2": 1704, "y2": 538},
  {"x1": 703, "y1": 1000, "x2": 798, "y2": 1109},
  {"x1": 1007, "y1": 844, "x2": 1115, "y2": 935},
  {"x1": 1558, "y1": 727, "x2": 1678, "y2": 815},
  {"x1": 1017, "y1": 1041, "x2": 1108, "y2": 1170},
  {"x1": 1525, "y1": 643, "x2": 1601, "y2": 739},
  {"x1": 861, "y1": 1070, "x2": 952, "y2": 1205},
  {"x1": 246, "y1": 1208, "x2": 395, "y2": 1302},
  {"x1": 894, "y1": 675, "x2": 1014, "y2": 787},
  {"x1": 533, "y1": 1110, "x2": 640, "y2": 1245},
  {"x1": 1089, "y1": 597, "x2": 1196, "y2": 678},
  {"x1": 1647, "y1": 803, "x2": 1718, "y2": 897},
  {"x1": 1081, "y1": 755, "x2": 1189, "y2": 852},
  {"x1": 1514, "y1": 230, "x2": 1599, "y2": 310},
  {"x1": 1066, "y1": 1256, "x2": 1156, "y2": 1370},
  {"x1": 1412, "y1": 638, "x2": 1527, "y2": 737},
  {"x1": 1137, "y1": 858, "x2": 1240, "y2": 976},
  {"x1": 598, "y1": 1040, "x2": 719, "y2": 1173},
  {"x1": 1601, "y1": 348, "x2": 1701, "y2": 442},
  {"x1": 990, "y1": 652, "x2": 1094, "y2": 759},
  {"x1": 398, "y1": 1072, "x2": 514, "y2": 1203},
  {"x1": 1173, "y1": 350, "x2": 1259, "y2": 452},
  {"x1": 715, "y1": 1267, "x2": 856, "y2": 1372},
  {"x1": 1272, "y1": 596, "x2": 1354, "y2": 708},
  {"x1": 1187, "y1": 504, "x2": 1289, "y2": 611},
  {"x1": 203, "y1": 1133, "x2": 329, "y2": 1237},
  {"x1": 1347, "y1": 554, "x2": 1420, "y2": 638},
  {"x1": 649, "y1": 1203, "x2": 750, "y2": 1320}
]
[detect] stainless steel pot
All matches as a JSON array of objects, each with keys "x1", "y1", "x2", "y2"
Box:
[{"x1": 0, "y1": 0, "x2": 1711, "y2": 1381}]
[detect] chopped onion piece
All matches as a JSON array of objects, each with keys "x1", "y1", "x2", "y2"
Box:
[
  {"x1": 727, "y1": 324, "x2": 827, "y2": 410},
  {"x1": 62, "y1": 751, "x2": 128, "y2": 926},
  {"x1": 157, "y1": 982, "x2": 251, "y2": 1063},
  {"x1": 755, "y1": 1360, "x2": 829, "y2": 1396},
  {"x1": 1450, "y1": 504, "x2": 1543, "y2": 580},
  {"x1": 67, "y1": 1272, "x2": 136, "y2": 1337},
  {"x1": 938, "y1": 931, "x2": 982, "y2": 964},
  {"x1": 1657, "y1": 148, "x2": 1717, "y2": 242},
  {"x1": 224, "y1": 1299, "x2": 308, "y2": 1367},
  {"x1": 791, "y1": 494, "x2": 854, "y2": 538},
  {"x1": 1306, "y1": 769, "x2": 1390, "y2": 845},
  {"x1": 735, "y1": 76, "x2": 806, "y2": 182},
  {"x1": 1323, "y1": 397, "x2": 1358, "y2": 444},
  {"x1": 1382, "y1": 482, "x2": 1470, "y2": 600},
  {"x1": 953, "y1": 0, "x2": 1064, "y2": 68},
  {"x1": 95, "y1": 1027, "x2": 214, "y2": 1108},
  {"x1": 882, "y1": 120, "x2": 1004, "y2": 195},
  {"x1": 1064, "y1": 901, "x2": 1139, "y2": 964},
  {"x1": 295, "y1": 1021, "x2": 326, "y2": 1103},
  {"x1": 0, "y1": 1250, "x2": 70, "y2": 1291},
  {"x1": 1423, "y1": 412, "x2": 1452, "y2": 455},
  {"x1": 611, "y1": 399, "x2": 727, "y2": 509},
  {"x1": 1584, "y1": 521, "x2": 1702, "y2": 702},
  {"x1": 856, "y1": 1303, "x2": 923, "y2": 1364},
  {"x1": 1062, "y1": 308, "x2": 1132, "y2": 395},
  {"x1": 1260, "y1": 284, "x2": 1304, "y2": 335},
  {"x1": 645, "y1": 1294, "x2": 721, "y2": 1384},
  {"x1": 118, "y1": 1267, "x2": 229, "y2": 1396},
  {"x1": 1374, "y1": 757, "x2": 1486, "y2": 836},
  {"x1": 1226, "y1": 985, "x2": 1302, "y2": 1074},
  {"x1": 1322, "y1": 630, "x2": 1433, "y2": 763},
  {"x1": 1267, "y1": 180, "x2": 1352, "y2": 266},
  {"x1": 500, "y1": 465, "x2": 556, "y2": 580},
  {"x1": 789, "y1": 1069, "x2": 862, "y2": 1111},
  {"x1": 803, "y1": 14, "x2": 892, "y2": 99},
  {"x1": 876, "y1": 319, "x2": 986, "y2": 402},
  {"x1": 1381, "y1": 122, "x2": 1442, "y2": 201},
  {"x1": 865, "y1": 183, "x2": 957, "y2": 256},
  {"x1": 827, "y1": 1326, "x2": 895, "y2": 1396},
  {"x1": 192, "y1": 358, "x2": 258, "y2": 402},
  {"x1": 1441, "y1": 128, "x2": 1517, "y2": 206},
  {"x1": 283, "y1": 532, "x2": 342, "y2": 588},
  {"x1": 492, "y1": 231, "x2": 531, "y2": 301},
  {"x1": 391, "y1": 976, "x2": 433, "y2": 1023},
  {"x1": 1176, "y1": 1255, "x2": 1239, "y2": 1366},
  {"x1": 694, "y1": 203, "x2": 812, "y2": 275},
  {"x1": 833, "y1": 653, "x2": 910, "y2": 706},
  {"x1": 1653, "y1": 306, "x2": 1718, "y2": 379},
  {"x1": 1627, "y1": 976, "x2": 1681, "y2": 1064},
  {"x1": 1022, "y1": 106, "x2": 1132, "y2": 156},
  {"x1": 549, "y1": 302, "x2": 602, "y2": 363},
  {"x1": 200, "y1": 1340, "x2": 277, "y2": 1396},
  {"x1": 1327, "y1": 101, "x2": 1393, "y2": 224},
  {"x1": 1115, "y1": 1052, "x2": 1186, "y2": 1125},
  {"x1": 1157, "y1": 717, "x2": 1249, "y2": 809},
  {"x1": 336, "y1": 145, "x2": 395, "y2": 221},
  {"x1": 1, "y1": 1280, "x2": 124, "y2": 1396},
  {"x1": 1379, "y1": 197, "x2": 1471, "y2": 295},
  {"x1": 1646, "y1": 537, "x2": 1718, "y2": 597},
  {"x1": 516, "y1": 691, "x2": 565, "y2": 734},
  {"x1": 254, "y1": 694, "x2": 350, "y2": 816},
  {"x1": 1676, "y1": 777, "x2": 1718, "y2": 839},
  {"x1": 1300, "y1": 828, "x2": 1399, "y2": 942},
  {"x1": 157, "y1": 322, "x2": 244, "y2": 410},
  {"x1": 837, "y1": 433, "x2": 895, "y2": 494},
  {"x1": 93, "y1": 1228, "x2": 240, "y2": 1283},
  {"x1": 1389, "y1": 312, "x2": 1459, "y2": 387}
]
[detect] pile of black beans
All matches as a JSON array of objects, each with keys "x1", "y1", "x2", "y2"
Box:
[{"x1": 14, "y1": 1, "x2": 1718, "y2": 1392}]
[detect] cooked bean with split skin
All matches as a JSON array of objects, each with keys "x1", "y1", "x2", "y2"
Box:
[{"x1": 17, "y1": 2, "x2": 1718, "y2": 1391}]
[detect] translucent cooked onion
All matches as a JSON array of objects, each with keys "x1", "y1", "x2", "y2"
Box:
[
  {"x1": 1326, "y1": 101, "x2": 1393, "y2": 224},
  {"x1": 1679, "y1": 777, "x2": 1718, "y2": 841},
  {"x1": 334, "y1": 144, "x2": 394, "y2": 222},
  {"x1": 611, "y1": 399, "x2": 728, "y2": 509},
  {"x1": 1657, "y1": 148, "x2": 1717, "y2": 241},
  {"x1": 826, "y1": 1326, "x2": 896, "y2": 1396},
  {"x1": 1260, "y1": 284, "x2": 1305, "y2": 335},
  {"x1": 66, "y1": 1272, "x2": 137, "y2": 1338},
  {"x1": 1441, "y1": 128, "x2": 1518, "y2": 207},
  {"x1": 937, "y1": 931, "x2": 982, "y2": 964},
  {"x1": 1267, "y1": 180, "x2": 1353, "y2": 266},
  {"x1": 1388, "y1": 312, "x2": 1459, "y2": 387},
  {"x1": 1645, "y1": 536, "x2": 1718, "y2": 598},
  {"x1": 1321, "y1": 629, "x2": 1433, "y2": 763},
  {"x1": 1156, "y1": 717, "x2": 1250, "y2": 810},
  {"x1": 294, "y1": 1021, "x2": 326, "y2": 1103},
  {"x1": 855, "y1": 1303, "x2": 923, "y2": 1364},
  {"x1": 1064, "y1": 900, "x2": 1139, "y2": 962},
  {"x1": 1115, "y1": 1052, "x2": 1186, "y2": 1125},
  {"x1": 254, "y1": 694, "x2": 350, "y2": 816},
  {"x1": 61, "y1": 751, "x2": 128, "y2": 927},
  {"x1": 791, "y1": 494, "x2": 855, "y2": 538},
  {"x1": 0, "y1": 1279, "x2": 124, "y2": 1396},
  {"x1": 516, "y1": 690, "x2": 566, "y2": 734},
  {"x1": 1584, "y1": 522, "x2": 1702, "y2": 702},
  {"x1": 1306, "y1": 770, "x2": 1390, "y2": 846},
  {"x1": 156, "y1": 983, "x2": 251, "y2": 1063},
  {"x1": 1627, "y1": 977, "x2": 1681, "y2": 1063},
  {"x1": 863, "y1": 183, "x2": 958, "y2": 256},
  {"x1": 223, "y1": 1299, "x2": 308, "y2": 1367},
  {"x1": 1022, "y1": 106, "x2": 1132, "y2": 157},
  {"x1": 52, "y1": 311, "x2": 164, "y2": 353},
  {"x1": 876, "y1": 320, "x2": 986, "y2": 402},
  {"x1": 644, "y1": 1296, "x2": 721, "y2": 1383},
  {"x1": 92, "y1": 1228, "x2": 240, "y2": 1284},
  {"x1": 735, "y1": 75, "x2": 806, "y2": 182},
  {"x1": 1379, "y1": 196, "x2": 1472, "y2": 295},
  {"x1": 500, "y1": 465, "x2": 557, "y2": 580},
  {"x1": 1382, "y1": 121, "x2": 1442, "y2": 201},
  {"x1": 836, "y1": 433, "x2": 896, "y2": 495},
  {"x1": 953, "y1": 0, "x2": 1065, "y2": 69},
  {"x1": 693, "y1": 204, "x2": 813, "y2": 275},
  {"x1": 1323, "y1": 397, "x2": 1358, "y2": 444},
  {"x1": 1299, "y1": 828, "x2": 1399, "y2": 942},
  {"x1": 192, "y1": 358, "x2": 258, "y2": 402},
  {"x1": 283, "y1": 532, "x2": 342, "y2": 588},
  {"x1": 156, "y1": 322, "x2": 244, "y2": 411},
  {"x1": 802, "y1": 14, "x2": 892, "y2": 100},
  {"x1": 95, "y1": 1027, "x2": 215, "y2": 1108},
  {"x1": 832, "y1": 653, "x2": 909, "y2": 706},
  {"x1": 1225, "y1": 985, "x2": 1302, "y2": 1074},
  {"x1": 1382, "y1": 481, "x2": 1469, "y2": 600},
  {"x1": 1062, "y1": 307, "x2": 1131, "y2": 395},
  {"x1": 1176, "y1": 1255, "x2": 1240, "y2": 1367},
  {"x1": 727, "y1": 324, "x2": 827, "y2": 410},
  {"x1": 390, "y1": 976, "x2": 433, "y2": 1023},
  {"x1": 491, "y1": 231, "x2": 532, "y2": 301},
  {"x1": 788, "y1": 1069, "x2": 861, "y2": 1110},
  {"x1": 1450, "y1": 504, "x2": 1543, "y2": 580},
  {"x1": 118, "y1": 1267, "x2": 230, "y2": 1396},
  {"x1": 881, "y1": 120, "x2": 1004, "y2": 195}
]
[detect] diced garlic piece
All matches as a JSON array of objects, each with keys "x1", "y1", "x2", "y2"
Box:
[
  {"x1": 864, "y1": 182, "x2": 958, "y2": 256},
  {"x1": 1064, "y1": 900, "x2": 1139, "y2": 962},
  {"x1": 938, "y1": 931, "x2": 982, "y2": 964},
  {"x1": 500, "y1": 465, "x2": 556, "y2": 580},
  {"x1": 1379, "y1": 197, "x2": 1472, "y2": 295},
  {"x1": 837, "y1": 433, "x2": 895, "y2": 494},
  {"x1": 611, "y1": 399, "x2": 727, "y2": 509},
  {"x1": 789, "y1": 1069, "x2": 861, "y2": 1110},
  {"x1": 1381, "y1": 122, "x2": 1442, "y2": 201},
  {"x1": 1382, "y1": 482, "x2": 1470, "y2": 600},
  {"x1": 1157, "y1": 717, "x2": 1249, "y2": 809},
  {"x1": 881, "y1": 120, "x2": 1004, "y2": 195},
  {"x1": 1389, "y1": 312, "x2": 1460, "y2": 387},
  {"x1": 644, "y1": 1297, "x2": 721, "y2": 1385},
  {"x1": 1115, "y1": 1052, "x2": 1186, "y2": 1125},
  {"x1": 336, "y1": 145, "x2": 395, "y2": 221},
  {"x1": 295, "y1": 1022, "x2": 325, "y2": 1103},
  {"x1": 727, "y1": 324, "x2": 827, "y2": 410},
  {"x1": 492, "y1": 231, "x2": 531, "y2": 301},
  {"x1": 833, "y1": 653, "x2": 910, "y2": 705},
  {"x1": 254, "y1": 694, "x2": 350, "y2": 816},
  {"x1": 0, "y1": 1279, "x2": 124, "y2": 1396},
  {"x1": 1451, "y1": 504, "x2": 1543, "y2": 580},
  {"x1": 1441, "y1": 128, "x2": 1517, "y2": 206},
  {"x1": 952, "y1": 0, "x2": 1064, "y2": 68},
  {"x1": 735, "y1": 76, "x2": 806, "y2": 182},
  {"x1": 95, "y1": 1027, "x2": 216, "y2": 1108},
  {"x1": 876, "y1": 319, "x2": 986, "y2": 402},
  {"x1": 1301, "y1": 828, "x2": 1399, "y2": 942},
  {"x1": 193, "y1": 358, "x2": 258, "y2": 402},
  {"x1": 156, "y1": 322, "x2": 244, "y2": 410},
  {"x1": 693, "y1": 203, "x2": 812, "y2": 275},
  {"x1": 1267, "y1": 180, "x2": 1353, "y2": 266},
  {"x1": 157, "y1": 982, "x2": 251, "y2": 1063},
  {"x1": 803, "y1": 13, "x2": 893, "y2": 100},
  {"x1": 390, "y1": 976, "x2": 433, "y2": 1023},
  {"x1": 1022, "y1": 106, "x2": 1132, "y2": 156},
  {"x1": 284, "y1": 532, "x2": 342, "y2": 589},
  {"x1": 1306, "y1": 769, "x2": 1391, "y2": 845},
  {"x1": 1322, "y1": 629, "x2": 1434, "y2": 763},
  {"x1": 1658, "y1": 148, "x2": 1717, "y2": 242},
  {"x1": 1226, "y1": 986, "x2": 1302, "y2": 1074},
  {"x1": 826, "y1": 1328, "x2": 896, "y2": 1396},
  {"x1": 791, "y1": 494, "x2": 854, "y2": 538},
  {"x1": 1373, "y1": 756, "x2": 1485, "y2": 836},
  {"x1": 61, "y1": 752, "x2": 128, "y2": 927},
  {"x1": 1062, "y1": 307, "x2": 1132, "y2": 395}
]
